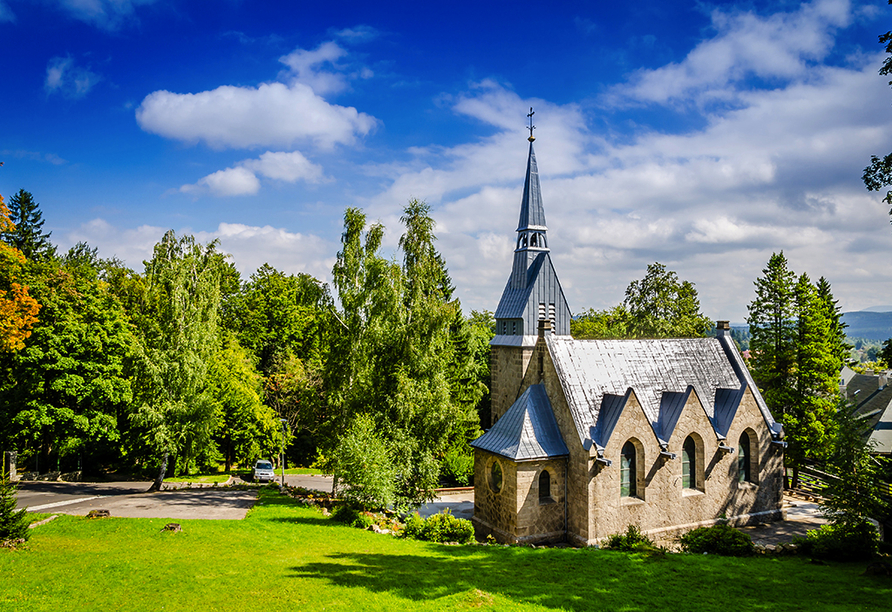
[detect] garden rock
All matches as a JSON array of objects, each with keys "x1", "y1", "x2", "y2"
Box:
[
  {"x1": 86, "y1": 509, "x2": 110, "y2": 519},
  {"x1": 161, "y1": 523, "x2": 182, "y2": 533},
  {"x1": 863, "y1": 562, "x2": 892, "y2": 577}
]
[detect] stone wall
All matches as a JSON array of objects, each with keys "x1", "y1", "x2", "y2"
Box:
[
  {"x1": 471, "y1": 449, "x2": 568, "y2": 544},
  {"x1": 535, "y1": 336, "x2": 783, "y2": 545},
  {"x1": 489, "y1": 345, "x2": 534, "y2": 425}
]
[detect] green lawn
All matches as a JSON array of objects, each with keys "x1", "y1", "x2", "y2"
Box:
[
  {"x1": 162, "y1": 473, "x2": 232, "y2": 484},
  {"x1": 2, "y1": 489, "x2": 889, "y2": 611}
]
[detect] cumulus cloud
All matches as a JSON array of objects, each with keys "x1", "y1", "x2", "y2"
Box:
[
  {"x1": 180, "y1": 151, "x2": 326, "y2": 197},
  {"x1": 45, "y1": 56, "x2": 101, "y2": 99},
  {"x1": 364, "y1": 47, "x2": 892, "y2": 322},
  {"x1": 608, "y1": 0, "x2": 851, "y2": 107},
  {"x1": 136, "y1": 39, "x2": 376, "y2": 150},
  {"x1": 63, "y1": 219, "x2": 336, "y2": 284}
]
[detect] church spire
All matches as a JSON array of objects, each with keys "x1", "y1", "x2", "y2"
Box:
[{"x1": 515, "y1": 109, "x2": 548, "y2": 253}]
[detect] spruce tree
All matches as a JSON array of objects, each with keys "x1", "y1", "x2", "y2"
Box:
[
  {"x1": 747, "y1": 252, "x2": 797, "y2": 421},
  {"x1": 0, "y1": 468, "x2": 30, "y2": 543},
  {"x1": 0, "y1": 190, "x2": 54, "y2": 260},
  {"x1": 786, "y1": 274, "x2": 837, "y2": 485},
  {"x1": 816, "y1": 276, "x2": 850, "y2": 373}
]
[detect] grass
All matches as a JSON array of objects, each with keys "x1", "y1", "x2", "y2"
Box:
[
  {"x1": 2, "y1": 488, "x2": 890, "y2": 611},
  {"x1": 284, "y1": 467, "x2": 325, "y2": 475},
  {"x1": 162, "y1": 474, "x2": 231, "y2": 484}
]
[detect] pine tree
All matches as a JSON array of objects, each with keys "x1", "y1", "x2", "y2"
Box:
[
  {"x1": 816, "y1": 276, "x2": 850, "y2": 373},
  {"x1": 0, "y1": 190, "x2": 54, "y2": 260},
  {"x1": 786, "y1": 274, "x2": 837, "y2": 485},
  {"x1": 0, "y1": 467, "x2": 30, "y2": 543},
  {"x1": 748, "y1": 252, "x2": 797, "y2": 421}
]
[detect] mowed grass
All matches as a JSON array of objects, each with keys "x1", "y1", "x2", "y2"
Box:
[{"x1": 1, "y1": 489, "x2": 890, "y2": 612}]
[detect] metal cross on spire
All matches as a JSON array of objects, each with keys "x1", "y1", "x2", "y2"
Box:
[{"x1": 527, "y1": 107, "x2": 536, "y2": 142}]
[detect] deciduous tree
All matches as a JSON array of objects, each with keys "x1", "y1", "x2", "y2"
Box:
[
  {"x1": 0, "y1": 194, "x2": 39, "y2": 352},
  {"x1": 130, "y1": 231, "x2": 224, "y2": 489}
]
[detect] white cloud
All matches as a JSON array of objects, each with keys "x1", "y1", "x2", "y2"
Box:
[
  {"x1": 54, "y1": 0, "x2": 160, "y2": 31},
  {"x1": 181, "y1": 166, "x2": 261, "y2": 197},
  {"x1": 45, "y1": 56, "x2": 101, "y2": 99},
  {"x1": 278, "y1": 41, "x2": 350, "y2": 96},
  {"x1": 360, "y1": 43, "x2": 892, "y2": 322},
  {"x1": 137, "y1": 81, "x2": 375, "y2": 151},
  {"x1": 608, "y1": 0, "x2": 852, "y2": 106},
  {"x1": 180, "y1": 151, "x2": 326, "y2": 197},
  {"x1": 63, "y1": 219, "x2": 337, "y2": 284},
  {"x1": 136, "y1": 39, "x2": 377, "y2": 151}
]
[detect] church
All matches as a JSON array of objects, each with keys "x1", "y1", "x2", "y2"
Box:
[{"x1": 470, "y1": 126, "x2": 786, "y2": 546}]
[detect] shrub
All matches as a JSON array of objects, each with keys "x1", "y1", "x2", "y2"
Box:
[
  {"x1": 401, "y1": 510, "x2": 475, "y2": 544},
  {"x1": 402, "y1": 513, "x2": 425, "y2": 539},
  {"x1": 441, "y1": 446, "x2": 474, "y2": 486},
  {"x1": 331, "y1": 504, "x2": 374, "y2": 529},
  {"x1": 1, "y1": 468, "x2": 29, "y2": 544},
  {"x1": 679, "y1": 524, "x2": 754, "y2": 556},
  {"x1": 794, "y1": 520, "x2": 879, "y2": 561},
  {"x1": 604, "y1": 525, "x2": 653, "y2": 552}
]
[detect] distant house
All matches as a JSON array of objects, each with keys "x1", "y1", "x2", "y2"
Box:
[
  {"x1": 845, "y1": 370, "x2": 892, "y2": 456},
  {"x1": 470, "y1": 136, "x2": 786, "y2": 545}
]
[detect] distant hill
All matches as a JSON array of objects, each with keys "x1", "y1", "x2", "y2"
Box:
[
  {"x1": 859, "y1": 305, "x2": 892, "y2": 313},
  {"x1": 842, "y1": 311, "x2": 892, "y2": 341}
]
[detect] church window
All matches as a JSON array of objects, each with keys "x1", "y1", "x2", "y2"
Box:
[
  {"x1": 501, "y1": 321, "x2": 507, "y2": 335},
  {"x1": 489, "y1": 460, "x2": 502, "y2": 493},
  {"x1": 512, "y1": 321, "x2": 517, "y2": 335},
  {"x1": 738, "y1": 430, "x2": 758, "y2": 484},
  {"x1": 620, "y1": 441, "x2": 636, "y2": 497},
  {"x1": 530, "y1": 233, "x2": 538, "y2": 247},
  {"x1": 539, "y1": 470, "x2": 551, "y2": 502},
  {"x1": 538, "y1": 302, "x2": 545, "y2": 320},
  {"x1": 548, "y1": 303, "x2": 555, "y2": 332},
  {"x1": 682, "y1": 436, "x2": 696, "y2": 489}
]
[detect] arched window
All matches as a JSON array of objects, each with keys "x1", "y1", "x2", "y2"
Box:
[
  {"x1": 620, "y1": 441, "x2": 636, "y2": 497},
  {"x1": 682, "y1": 436, "x2": 696, "y2": 489},
  {"x1": 738, "y1": 432, "x2": 752, "y2": 483},
  {"x1": 489, "y1": 460, "x2": 502, "y2": 493},
  {"x1": 539, "y1": 470, "x2": 551, "y2": 502}
]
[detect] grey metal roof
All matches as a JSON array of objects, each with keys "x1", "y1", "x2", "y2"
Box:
[
  {"x1": 851, "y1": 382, "x2": 892, "y2": 454},
  {"x1": 471, "y1": 384, "x2": 569, "y2": 460},
  {"x1": 546, "y1": 334, "x2": 778, "y2": 449},
  {"x1": 517, "y1": 142, "x2": 546, "y2": 232}
]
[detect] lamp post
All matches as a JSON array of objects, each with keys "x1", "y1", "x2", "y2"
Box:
[{"x1": 279, "y1": 419, "x2": 288, "y2": 487}]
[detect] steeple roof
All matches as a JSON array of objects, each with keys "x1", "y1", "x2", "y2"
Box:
[{"x1": 517, "y1": 142, "x2": 547, "y2": 231}]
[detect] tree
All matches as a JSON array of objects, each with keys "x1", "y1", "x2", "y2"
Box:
[
  {"x1": 815, "y1": 276, "x2": 850, "y2": 373},
  {"x1": 624, "y1": 263, "x2": 712, "y2": 338},
  {"x1": 0, "y1": 193, "x2": 40, "y2": 352},
  {"x1": 571, "y1": 305, "x2": 631, "y2": 339},
  {"x1": 130, "y1": 231, "x2": 224, "y2": 489},
  {"x1": 822, "y1": 400, "x2": 889, "y2": 528},
  {"x1": 785, "y1": 274, "x2": 838, "y2": 484},
  {"x1": 0, "y1": 467, "x2": 29, "y2": 543},
  {"x1": 0, "y1": 190, "x2": 54, "y2": 260},
  {"x1": 207, "y1": 334, "x2": 278, "y2": 472},
  {"x1": 748, "y1": 252, "x2": 797, "y2": 422},
  {"x1": 0, "y1": 249, "x2": 134, "y2": 475},
  {"x1": 881, "y1": 338, "x2": 892, "y2": 367},
  {"x1": 322, "y1": 202, "x2": 483, "y2": 509},
  {"x1": 863, "y1": 0, "x2": 892, "y2": 219}
]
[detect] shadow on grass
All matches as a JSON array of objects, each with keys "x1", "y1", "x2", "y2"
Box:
[{"x1": 289, "y1": 546, "x2": 892, "y2": 611}]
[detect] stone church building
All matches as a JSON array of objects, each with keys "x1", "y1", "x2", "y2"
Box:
[{"x1": 470, "y1": 134, "x2": 786, "y2": 546}]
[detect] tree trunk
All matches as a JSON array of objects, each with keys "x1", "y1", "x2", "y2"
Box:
[
  {"x1": 149, "y1": 451, "x2": 169, "y2": 492},
  {"x1": 791, "y1": 464, "x2": 800, "y2": 489}
]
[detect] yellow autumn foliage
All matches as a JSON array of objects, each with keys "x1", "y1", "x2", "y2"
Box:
[{"x1": 0, "y1": 192, "x2": 40, "y2": 351}]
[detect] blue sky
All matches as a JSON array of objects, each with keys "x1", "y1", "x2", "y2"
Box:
[{"x1": 1, "y1": 0, "x2": 891, "y2": 322}]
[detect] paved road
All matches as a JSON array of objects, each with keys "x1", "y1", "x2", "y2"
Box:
[{"x1": 16, "y1": 480, "x2": 255, "y2": 520}]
